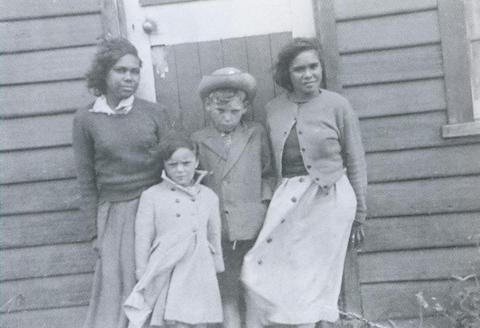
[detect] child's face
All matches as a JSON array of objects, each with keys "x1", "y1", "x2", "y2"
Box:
[
  {"x1": 207, "y1": 98, "x2": 247, "y2": 133},
  {"x1": 164, "y1": 147, "x2": 198, "y2": 187}
]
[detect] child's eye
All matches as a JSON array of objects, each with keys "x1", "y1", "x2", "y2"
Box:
[{"x1": 113, "y1": 67, "x2": 127, "y2": 73}]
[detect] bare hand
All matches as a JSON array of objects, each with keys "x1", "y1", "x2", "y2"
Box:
[{"x1": 350, "y1": 222, "x2": 365, "y2": 249}]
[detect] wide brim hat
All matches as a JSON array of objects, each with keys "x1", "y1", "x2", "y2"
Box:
[{"x1": 198, "y1": 67, "x2": 257, "y2": 102}]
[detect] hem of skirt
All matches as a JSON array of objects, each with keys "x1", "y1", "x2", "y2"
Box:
[
  {"x1": 268, "y1": 308, "x2": 339, "y2": 325},
  {"x1": 161, "y1": 316, "x2": 224, "y2": 325}
]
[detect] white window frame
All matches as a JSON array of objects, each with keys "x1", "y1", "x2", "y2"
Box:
[{"x1": 439, "y1": 0, "x2": 480, "y2": 138}]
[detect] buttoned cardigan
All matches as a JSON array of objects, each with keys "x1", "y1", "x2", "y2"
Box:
[{"x1": 266, "y1": 90, "x2": 367, "y2": 222}]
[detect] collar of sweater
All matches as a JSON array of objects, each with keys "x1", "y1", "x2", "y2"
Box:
[
  {"x1": 88, "y1": 95, "x2": 135, "y2": 115},
  {"x1": 161, "y1": 170, "x2": 209, "y2": 197}
]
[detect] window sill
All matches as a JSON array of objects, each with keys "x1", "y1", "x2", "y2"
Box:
[{"x1": 442, "y1": 121, "x2": 480, "y2": 138}]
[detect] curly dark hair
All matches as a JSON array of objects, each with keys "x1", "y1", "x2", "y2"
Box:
[
  {"x1": 273, "y1": 38, "x2": 326, "y2": 92},
  {"x1": 85, "y1": 38, "x2": 142, "y2": 96},
  {"x1": 158, "y1": 129, "x2": 198, "y2": 162}
]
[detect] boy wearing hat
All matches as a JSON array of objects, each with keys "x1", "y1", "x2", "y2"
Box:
[{"x1": 192, "y1": 67, "x2": 274, "y2": 328}]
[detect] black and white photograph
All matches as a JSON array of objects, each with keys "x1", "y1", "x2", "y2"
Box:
[{"x1": 1, "y1": 0, "x2": 480, "y2": 327}]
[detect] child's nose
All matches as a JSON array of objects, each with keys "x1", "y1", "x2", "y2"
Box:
[{"x1": 176, "y1": 164, "x2": 185, "y2": 172}]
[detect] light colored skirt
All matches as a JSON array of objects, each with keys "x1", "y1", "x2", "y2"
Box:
[
  {"x1": 83, "y1": 198, "x2": 139, "y2": 328},
  {"x1": 241, "y1": 174, "x2": 356, "y2": 325}
]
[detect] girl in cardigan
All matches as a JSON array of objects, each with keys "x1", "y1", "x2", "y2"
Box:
[
  {"x1": 73, "y1": 38, "x2": 170, "y2": 328},
  {"x1": 124, "y1": 132, "x2": 224, "y2": 328},
  {"x1": 241, "y1": 38, "x2": 367, "y2": 327}
]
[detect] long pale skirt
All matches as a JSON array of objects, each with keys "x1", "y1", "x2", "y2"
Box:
[
  {"x1": 241, "y1": 174, "x2": 356, "y2": 325},
  {"x1": 83, "y1": 198, "x2": 139, "y2": 328}
]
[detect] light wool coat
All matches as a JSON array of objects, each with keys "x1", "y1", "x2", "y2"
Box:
[
  {"x1": 192, "y1": 121, "x2": 275, "y2": 241},
  {"x1": 124, "y1": 173, "x2": 224, "y2": 327}
]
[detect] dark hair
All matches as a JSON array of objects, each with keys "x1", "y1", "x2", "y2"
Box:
[
  {"x1": 158, "y1": 130, "x2": 198, "y2": 162},
  {"x1": 85, "y1": 38, "x2": 142, "y2": 96},
  {"x1": 273, "y1": 38, "x2": 326, "y2": 92}
]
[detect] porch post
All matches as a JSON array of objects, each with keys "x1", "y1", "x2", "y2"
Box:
[{"x1": 101, "y1": 0, "x2": 128, "y2": 38}]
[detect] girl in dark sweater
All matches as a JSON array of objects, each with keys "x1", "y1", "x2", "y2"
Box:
[{"x1": 73, "y1": 38, "x2": 170, "y2": 328}]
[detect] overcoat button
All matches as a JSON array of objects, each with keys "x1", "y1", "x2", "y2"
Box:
[
  {"x1": 291, "y1": 197, "x2": 297, "y2": 203},
  {"x1": 175, "y1": 199, "x2": 180, "y2": 203},
  {"x1": 266, "y1": 238, "x2": 272, "y2": 243},
  {"x1": 191, "y1": 198, "x2": 195, "y2": 202},
  {"x1": 176, "y1": 213, "x2": 181, "y2": 218},
  {"x1": 298, "y1": 131, "x2": 303, "y2": 135},
  {"x1": 301, "y1": 148, "x2": 306, "y2": 152},
  {"x1": 170, "y1": 187, "x2": 176, "y2": 192},
  {"x1": 257, "y1": 259, "x2": 263, "y2": 265},
  {"x1": 299, "y1": 177, "x2": 305, "y2": 182},
  {"x1": 315, "y1": 177, "x2": 320, "y2": 181},
  {"x1": 281, "y1": 219, "x2": 286, "y2": 224},
  {"x1": 306, "y1": 165, "x2": 312, "y2": 169}
]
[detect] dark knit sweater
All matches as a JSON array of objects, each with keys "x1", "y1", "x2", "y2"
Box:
[{"x1": 72, "y1": 98, "x2": 170, "y2": 222}]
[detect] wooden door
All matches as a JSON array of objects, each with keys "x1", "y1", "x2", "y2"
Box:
[{"x1": 119, "y1": 0, "x2": 316, "y2": 133}]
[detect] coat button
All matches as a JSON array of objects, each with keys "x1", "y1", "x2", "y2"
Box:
[
  {"x1": 291, "y1": 197, "x2": 297, "y2": 203},
  {"x1": 283, "y1": 131, "x2": 288, "y2": 135},
  {"x1": 298, "y1": 130, "x2": 303, "y2": 135},
  {"x1": 257, "y1": 259, "x2": 263, "y2": 265},
  {"x1": 281, "y1": 218, "x2": 286, "y2": 224},
  {"x1": 299, "y1": 177, "x2": 305, "y2": 182},
  {"x1": 176, "y1": 213, "x2": 181, "y2": 218},
  {"x1": 191, "y1": 198, "x2": 195, "y2": 202},
  {"x1": 175, "y1": 199, "x2": 180, "y2": 203},
  {"x1": 306, "y1": 165, "x2": 312, "y2": 169},
  {"x1": 170, "y1": 187, "x2": 176, "y2": 192},
  {"x1": 315, "y1": 177, "x2": 320, "y2": 181},
  {"x1": 301, "y1": 148, "x2": 306, "y2": 152},
  {"x1": 224, "y1": 210, "x2": 229, "y2": 215},
  {"x1": 266, "y1": 238, "x2": 272, "y2": 243}
]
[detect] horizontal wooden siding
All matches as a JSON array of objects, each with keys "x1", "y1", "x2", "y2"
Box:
[{"x1": 0, "y1": 1, "x2": 102, "y2": 327}]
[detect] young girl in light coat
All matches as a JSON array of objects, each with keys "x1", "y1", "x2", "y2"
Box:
[{"x1": 124, "y1": 132, "x2": 224, "y2": 328}]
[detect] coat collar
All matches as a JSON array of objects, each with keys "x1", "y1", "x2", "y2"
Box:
[
  {"x1": 161, "y1": 170, "x2": 208, "y2": 197},
  {"x1": 197, "y1": 123, "x2": 256, "y2": 178}
]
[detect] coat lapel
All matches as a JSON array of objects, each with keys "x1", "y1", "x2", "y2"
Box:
[
  {"x1": 195, "y1": 127, "x2": 229, "y2": 161},
  {"x1": 221, "y1": 124, "x2": 255, "y2": 178}
]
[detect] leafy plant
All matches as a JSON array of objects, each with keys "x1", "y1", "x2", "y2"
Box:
[{"x1": 415, "y1": 234, "x2": 480, "y2": 328}]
